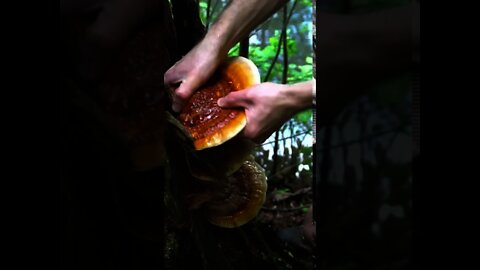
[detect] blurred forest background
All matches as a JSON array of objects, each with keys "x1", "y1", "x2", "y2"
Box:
[
  {"x1": 198, "y1": 0, "x2": 315, "y2": 235},
  {"x1": 167, "y1": 0, "x2": 314, "y2": 269},
  {"x1": 163, "y1": 1, "x2": 316, "y2": 269}
]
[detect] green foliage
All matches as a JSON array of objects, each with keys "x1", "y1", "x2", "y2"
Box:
[
  {"x1": 199, "y1": 1, "x2": 208, "y2": 9},
  {"x1": 274, "y1": 188, "x2": 291, "y2": 195},
  {"x1": 294, "y1": 110, "x2": 312, "y2": 125},
  {"x1": 228, "y1": 43, "x2": 240, "y2": 56},
  {"x1": 301, "y1": 0, "x2": 312, "y2": 7},
  {"x1": 199, "y1": 0, "x2": 314, "y2": 193},
  {"x1": 198, "y1": 1, "x2": 207, "y2": 25}
]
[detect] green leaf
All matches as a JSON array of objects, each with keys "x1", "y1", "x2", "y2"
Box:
[
  {"x1": 228, "y1": 43, "x2": 240, "y2": 56},
  {"x1": 305, "y1": 56, "x2": 312, "y2": 64},
  {"x1": 295, "y1": 110, "x2": 312, "y2": 124}
]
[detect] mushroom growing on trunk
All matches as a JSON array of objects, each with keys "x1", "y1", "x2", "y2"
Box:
[
  {"x1": 179, "y1": 56, "x2": 260, "y2": 150},
  {"x1": 204, "y1": 158, "x2": 267, "y2": 228},
  {"x1": 169, "y1": 57, "x2": 268, "y2": 228}
]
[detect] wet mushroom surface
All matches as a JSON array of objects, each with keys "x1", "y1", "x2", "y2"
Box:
[
  {"x1": 169, "y1": 57, "x2": 267, "y2": 228},
  {"x1": 179, "y1": 56, "x2": 260, "y2": 150}
]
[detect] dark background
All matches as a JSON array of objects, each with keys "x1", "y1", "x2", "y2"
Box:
[
  {"x1": 59, "y1": 0, "x2": 421, "y2": 269},
  {"x1": 314, "y1": 0, "x2": 419, "y2": 269}
]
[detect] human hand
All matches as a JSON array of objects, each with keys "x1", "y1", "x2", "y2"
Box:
[
  {"x1": 217, "y1": 81, "x2": 312, "y2": 143},
  {"x1": 164, "y1": 38, "x2": 227, "y2": 112}
]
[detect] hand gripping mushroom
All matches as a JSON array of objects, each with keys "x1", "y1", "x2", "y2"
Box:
[{"x1": 173, "y1": 57, "x2": 268, "y2": 228}]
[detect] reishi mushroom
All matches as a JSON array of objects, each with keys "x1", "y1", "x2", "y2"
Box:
[
  {"x1": 178, "y1": 56, "x2": 260, "y2": 151},
  {"x1": 204, "y1": 158, "x2": 267, "y2": 228},
  {"x1": 186, "y1": 137, "x2": 256, "y2": 181},
  {"x1": 171, "y1": 56, "x2": 267, "y2": 228}
]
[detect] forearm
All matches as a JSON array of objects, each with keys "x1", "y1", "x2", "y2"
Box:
[
  {"x1": 283, "y1": 80, "x2": 314, "y2": 114},
  {"x1": 205, "y1": 0, "x2": 288, "y2": 56}
]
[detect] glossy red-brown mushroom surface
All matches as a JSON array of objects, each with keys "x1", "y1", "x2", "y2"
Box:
[{"x1": 179, "y1": 57, "x2": 260, "y2": 150}]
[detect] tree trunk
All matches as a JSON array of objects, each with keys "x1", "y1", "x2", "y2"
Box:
[{"x1": 61, "y1": 1, "x2": 204, "y2": 268}]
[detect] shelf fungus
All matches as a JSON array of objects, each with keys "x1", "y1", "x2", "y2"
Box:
[
  {"x1": 186, "y1": 137, "x2": 256, "y2": 181},
  {"x1": 203, "y1": 158, "x2": 267, "y2": 228},
  {"x1": 171, "y1": 57, "x2": 267, "y2": 228},
  {"x1": 178, "y1": 56, "x2": 260, "y2": 151}
]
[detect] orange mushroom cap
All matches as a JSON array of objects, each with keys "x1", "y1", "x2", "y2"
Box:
[{"x1": 179, "y1": 57, "x2": 260, "y2": 150}]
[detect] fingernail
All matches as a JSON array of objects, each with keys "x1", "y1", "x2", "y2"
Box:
[{"x1": 217, "y1": 98, "x2": 224, "y2": 107}]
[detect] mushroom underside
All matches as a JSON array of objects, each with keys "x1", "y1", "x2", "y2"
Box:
[{"x1": 203, "y1": 159, "x2": 267, "y2": 228}]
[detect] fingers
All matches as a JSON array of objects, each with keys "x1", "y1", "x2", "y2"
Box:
[
  {"x1": 171, "y1": 80, "x2": 193, "y2": 113},
  {"x1": 165, "y1": 55, "x2": 219, "y2": 112},
  {"x1": 242, "y1": 124, "x2": 275, "y2": 145},
  {"x1": 164, "y1": 69, "x2": 205, "y2": 113},
  {"x1": 163, "y1": 64, "x2": 182, "y2": 99},
  {"x1": 217, "y1": 88, "x2": 274, "y2": 144},
  {"x1": 164, "y1": 42, "x2": 225, "y2": 112},
  {"x1": 163, "y1": 65, "x2": 179, "y2": 89},
  {"x1": 217, "y1": 90, "x2": 251, "y2": 108}
]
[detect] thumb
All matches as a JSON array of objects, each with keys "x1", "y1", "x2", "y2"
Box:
[
  {"x1": 218, "y1": 90, "x2": 251, "y2": 108},
  {"x1": 171, "y1": 77, "x2": 206, "y2": 112},
  {"x1": 171, "y1": 80, "x2": 192, "y2": 111}
]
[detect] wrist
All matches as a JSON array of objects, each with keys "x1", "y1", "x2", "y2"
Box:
[{"x1": 282, "y1": 81, "x2": 314, "y2": 113}]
